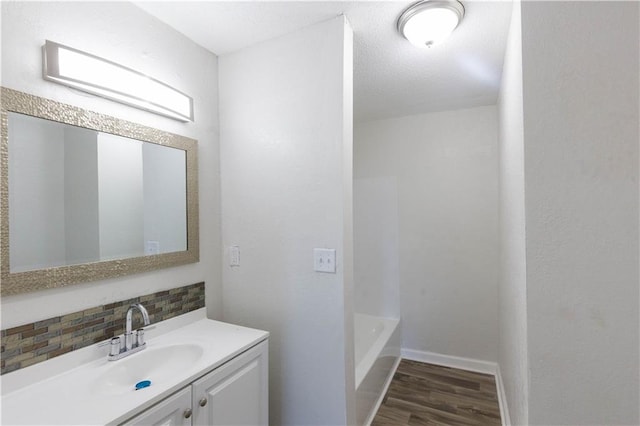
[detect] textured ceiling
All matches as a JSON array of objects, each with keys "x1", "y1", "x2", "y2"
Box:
[{"x1": 135, "y1": 1, "x2": 513, "y2": 122}]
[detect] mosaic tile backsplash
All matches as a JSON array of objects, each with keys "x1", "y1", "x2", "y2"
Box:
[{"x1": 0, "y1": 282, "x2": 205, "y2": 375}]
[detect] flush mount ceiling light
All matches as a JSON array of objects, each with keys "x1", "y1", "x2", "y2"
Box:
[
  {"x1": 397, "y1": 0, "x2": 465, "y2": 48},
  {"x1": 42, "y1": 40, "x2": 193, "y2": 122}
]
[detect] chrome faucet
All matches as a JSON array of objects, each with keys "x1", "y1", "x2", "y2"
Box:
[
  {"x1": 108, "y1": 303, "x2": 151, "y2": 361},
  {"x1": 125, "y1": 303, "x2": 150, "y2": 350}
]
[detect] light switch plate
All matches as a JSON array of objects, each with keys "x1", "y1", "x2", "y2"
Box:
[
  {"x1": 314, "y1": 248, "x2": 336, "y2": 273},
  {"x1": 230, "y1": 246, "x2": 240, "y2": 266}
]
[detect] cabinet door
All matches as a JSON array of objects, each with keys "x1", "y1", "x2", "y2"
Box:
[
  {"x1": 122, "y1": 387, "x2": 193, "y2": 426},
  {"x1": 192, "y1": 340, "x2": 268, "y2": 426}
]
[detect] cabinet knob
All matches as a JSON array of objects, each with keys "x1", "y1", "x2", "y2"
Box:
[
  {"x1": 199, "y1": 397, "x2": 208, "y2": 407},
  {"x1": 183, "y1": 408, "x2": 192, "y2": 419}
]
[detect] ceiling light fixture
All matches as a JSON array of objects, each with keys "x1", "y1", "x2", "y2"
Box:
[
  {"x1": 397, "y1": 0, "x2": 465, "y2": 48},
  {"x1": 42, "y1": 40, "x2": 194, "y2": 122}
]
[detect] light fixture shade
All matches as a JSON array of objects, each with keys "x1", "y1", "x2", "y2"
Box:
[
  {"x1": 398, "y1": 0, "x2": 465, "y2": 48},
  {"x1": 42, "y1": 40, "x2": 194, "y2": 122}
]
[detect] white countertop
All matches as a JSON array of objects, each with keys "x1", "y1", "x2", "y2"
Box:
[{"x1": 1, "y1": 309, "x2": 269, "y2": 425}]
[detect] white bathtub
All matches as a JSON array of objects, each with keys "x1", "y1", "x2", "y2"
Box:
[{"x1": 354, "y1": 314, "x2": 401, "y2": 426}]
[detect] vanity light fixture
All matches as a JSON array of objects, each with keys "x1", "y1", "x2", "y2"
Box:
[
  {"x1": 42, "y1": 40, "x2": 194, "y2": 122},
  {"x1": 397, "y1": 0, "x2": 465, "y2": 48}
]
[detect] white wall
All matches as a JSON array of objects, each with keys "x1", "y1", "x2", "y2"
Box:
[
  {"x1": 219, "y1": 16, "x2": 355, "y2": 426},
  {"x1": 353, "y1": 176, "x2": 400, "y2": 318},
  {"x1": 1, "y1": 1, "x2": 221, "y2": 327},
  {"x1": 521, "y1": 2, "x2": 639, "y2": 424},
  {"x1": 355, "y1": 105, "x2": 499, "y2": 363},
  {"x1": 497, "y1": 0, "x2": 528, "y2": 424}
]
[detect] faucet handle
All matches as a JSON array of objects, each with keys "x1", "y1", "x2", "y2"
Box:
[
  {"x1": 136, "y1": 328, "x2": 145, "y2": 347},
  {"x1": 109, "y1": 337, "x2": 121, "y2": 356}
]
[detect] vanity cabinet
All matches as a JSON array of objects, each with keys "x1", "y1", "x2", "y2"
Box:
[
  {"x1": 122, "y1": 340, "x2": 268, "y2": 426},
  {"x1": 192, "y1": 339, "x2": 268, "y2": 425},
  {"x1": 123, "y1": 387, "x2": 192, "y2": 426}
]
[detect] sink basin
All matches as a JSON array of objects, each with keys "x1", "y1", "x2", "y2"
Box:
[{"x1": 94, "y1": 344, "x2": 204, "y2": 396}]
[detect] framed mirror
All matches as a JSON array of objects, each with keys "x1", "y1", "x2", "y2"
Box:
[{"x1": 1, "y1": 87, "x2": 199, "y2": 296}]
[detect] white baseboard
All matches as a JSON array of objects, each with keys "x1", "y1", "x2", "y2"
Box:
[
  {"x1": 401, "y1": 348, "x2": 497, "y2": 375},
  {"x1": 364, "y1": 356, "x2": 401, "y2": 426},
  {"x1": 495, "y1": 366, "x2": 511, "y2": 426},
  {"x1": 400, "y1": 348, "x2": 510, "y2": 426}
]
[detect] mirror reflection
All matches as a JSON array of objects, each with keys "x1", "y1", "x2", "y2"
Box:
[{"x1": 8, "y1": 112, "x2": 187, "y2": 273}]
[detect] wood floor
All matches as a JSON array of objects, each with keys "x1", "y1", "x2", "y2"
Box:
[{"x1": 371, "y1": 359, "x2": 502, "y2": 426}]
